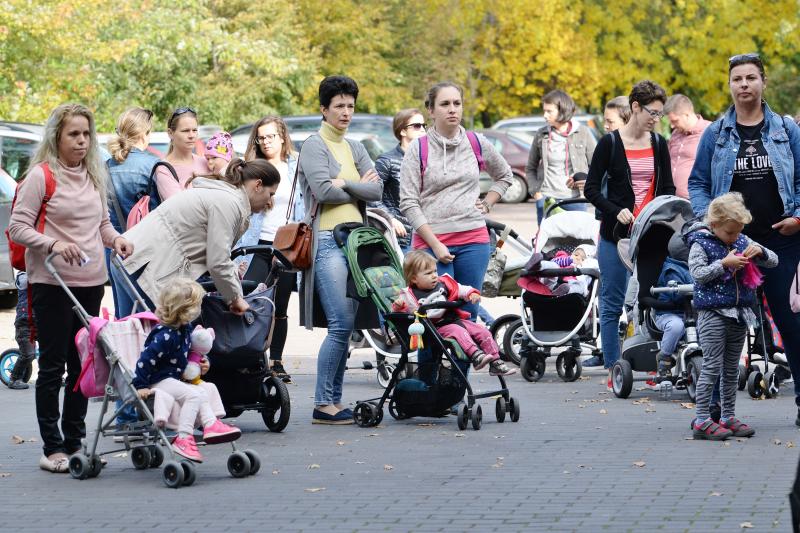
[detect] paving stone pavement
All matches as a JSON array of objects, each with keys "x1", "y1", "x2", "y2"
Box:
[{"x1": 2, "y1": 364, "x2": 799, "y2": 532}]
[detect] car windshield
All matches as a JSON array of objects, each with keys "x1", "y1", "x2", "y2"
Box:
[{"x1": 1, "y1": 135, "x2": 38, "y2": 181}]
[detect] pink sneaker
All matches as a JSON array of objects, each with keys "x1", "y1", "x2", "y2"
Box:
[
  {"x1": 203, "y1": 419, "x2": 242, "y2": 445},
  {"x1": 172, "y1": 435, "x2": 203, "y2": 462}
]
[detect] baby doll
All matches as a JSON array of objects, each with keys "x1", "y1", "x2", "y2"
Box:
[{"x1": 182, "y1": 326, "x2": 215, "y2": 386}]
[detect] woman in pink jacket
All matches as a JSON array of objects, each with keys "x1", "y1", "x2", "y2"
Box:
[{"x1": 8, "y1": 104, "x2": 133, "y2": 473}]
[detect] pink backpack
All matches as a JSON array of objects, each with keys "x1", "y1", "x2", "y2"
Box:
[
  {"x1": 74, "y1": 311, "x2": 159, "y2": 398},
  {"x1": 417, "y1": 131, "x2": 486, "y2": 192}
]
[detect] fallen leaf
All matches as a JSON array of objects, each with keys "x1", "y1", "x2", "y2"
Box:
[
  {"x1": 416, "y1": 423, "x2": 434, "y2": 427},
  {"x1": 491, "y1": 462, "x2": 503, "y2": 468},
  {"x1": 367, "y1": 433, "x2": 380, "y2": 437},
  {"x1": 0, "y1": 473, "x2": 10, "y2": 478},
  {"x1": 11, "y1": 435, "x2": 25, "y2": 444},
  {"x1": 307, "y1": 464, "x2": 320, "y2": 470},
  {"x1": 304, "y1": 487, "x2": 326, "y2": 493},
  {"x1": 336, "y1": 441, "x2": 346, "y2": 446},
  {"x1": 272, "y1": 469, "x2": 280, "y2": 475},
  {"x1": 454, "y1": 433, "x2": 466, "y2": 438},
  {"x1": 680, "y1": 403, "x2": 695, "y2": 409},
  {"x1": 493, "y1": 435, "x2": 505, "y2": 439},
  {"x1": 788, "y1": 442, "x2": 796, "y2": 448},
  {"x1": 723, "y1": 442, "x2": 731, "y2": 447},
  {"x1": 773, "y1": 439, "x2": 782, "y2": 446},
  {"x1": 354, "y1": 461, "x2": 365, "y2": 465},
  {"x1": 562, "y1": 470, "x2": 571, "y2": 474},
  {"x1": 645, "y1": 408, "x2": 656, "y2": 413},
  {"x1": 632, "y1": 398, "x2": 651, "y2": 405},
  {"x1": 740, "y1": 522, "x2": 753, "y2": 529},
  {"x1": 633, "y1": 461, "x2": 646, "y2": 468},
  {"x1": 383, "y1": 464, "x2": 394, "y2": 471},
  {"x1": 710, "y1": 491, "x2": 722, "y2": 497},
  {"x1": 599, "y1": 409, "x2": 608, "y2": 415}
]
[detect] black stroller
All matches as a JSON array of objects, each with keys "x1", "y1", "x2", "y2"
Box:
[{"x1": 334, "y1": 223, "x2": 520, "y2": 431}]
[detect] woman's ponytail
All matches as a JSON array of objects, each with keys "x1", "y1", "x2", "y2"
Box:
[
  {"x1": 108, "y1": 135, "x2": 131, "y2": 163},
  {"x1": 225, "y1": 158, "x2": 247, "y2": 186},
  {"x1": 108, "y1": 107, "x2": 153, "y2": 163}
]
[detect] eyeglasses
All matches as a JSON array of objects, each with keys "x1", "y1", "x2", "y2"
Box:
[
  {"x1": 404, "y1": 123, "x2": 426, "y2": 131},
  {"x1": 169, "y1": 107, "x2": 196, "y2": 123},
  {"x1": 640, "y1": 104, "x2": 664, "y2": 119},
  {"x1": 729, "y1": 53, "x2": 760, "y2": 65},
  {"x1": 256, "y1": 134, "x2": 281, "y2": 144}
]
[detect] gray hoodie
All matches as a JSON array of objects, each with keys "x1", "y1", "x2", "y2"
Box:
[{"x1": 399, "y1": 126, "x2": 512, "y2": 235}]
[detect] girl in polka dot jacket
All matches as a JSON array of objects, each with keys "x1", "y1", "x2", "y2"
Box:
[{"x1": 132, "y1": 278, "x2": 240, "y2": 462}]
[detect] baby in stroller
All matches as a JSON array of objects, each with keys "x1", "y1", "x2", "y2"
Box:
[
  {"x1": 392, "y1": 251, "x2": 516, "y2": 376},
  {"x1": 653, "y1": 234, "x2": 692, "y2": 380},
  {"x1": 133, "y1": 279, "x2": 242, "y2": 462},
  {"x1": 527, "y1": 244, "x2": 598, "y2": 297}
]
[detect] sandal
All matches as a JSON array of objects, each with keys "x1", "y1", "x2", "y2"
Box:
[
  {"x1": 692, "y1": 419, "x2": 732, "y2": 441},
  {"x1": 719, "y1": 417, "x2": 755, "y2": 438}
]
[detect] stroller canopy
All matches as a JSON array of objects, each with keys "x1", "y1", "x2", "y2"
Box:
[
  {"x1": 624, "y1": 195, "x2": 694, "y2": 266},
  {"x1": 534, "y1": 210, "x2": 599, "y2": 255}
]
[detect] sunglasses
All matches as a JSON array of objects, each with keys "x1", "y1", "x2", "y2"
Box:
[
  {"x1": 169, "y1": 106, "x2": 196, "y2": 123},
  {"x1": 729, "y1": 52, "x2": 760, "y2": 65},
  {"x1": 404, "y1": 122, "x2": 426, "y2": 131}
]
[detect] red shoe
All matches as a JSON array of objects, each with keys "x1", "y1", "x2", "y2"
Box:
[
  {"x1": 645, "y1": 371, "x2": 659, "y2": 391},
  {"x1": 692, "y1": 419, "x2": 732, "y2": 441},
  {"x1": 172, "y1": 435, "x2": 203, "y2": 462},
  {"x1": 203, "y1": 419, "x2": 242, "y2": 445},
  {"x1": 607, "y1": 377, "x2": 612, "y2": 392},
  {"x1": 719, "y1": 417, "x2": 755, "y2": 438}
]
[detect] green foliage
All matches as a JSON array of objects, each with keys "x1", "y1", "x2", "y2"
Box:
[{"x1": 1, "y1": 0, "x2": 798, "y2": 131}]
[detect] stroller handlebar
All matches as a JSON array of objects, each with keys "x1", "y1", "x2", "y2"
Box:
[
  {"x1": 485, "y1": 219, "x2": 520, "y2": 240},
  {"x1": 650, "y1": 283, "x2": 694, "y2": 295},
  {"x1": 230, "y1": 245, "x2": 293, "y2": 270}
]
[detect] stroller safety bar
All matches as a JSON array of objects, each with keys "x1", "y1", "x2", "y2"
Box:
[
  {"x1": 523, "y1": 267, "x2": 600, "y2": 279},
  {"x1": 544, "y1": 197, "x2": 592, "y2": 218},
  {"x1": 650, "y1": 283, "x2": 694, "y2": 295},
  {"x1": 485, "y1": 219, "x2": 520, "y2": 240},
  {"x1": 417, "y1": 299, "x2": 466, "y2": 314}
]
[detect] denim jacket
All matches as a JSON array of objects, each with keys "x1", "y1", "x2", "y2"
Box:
[
  {"x1": 688, "y1": 103, "x2": 800, "y2": 218},
  {"x1": 234, "y1": 154, "x2": 303, "y2": 263},
  {"x1": 106, "y1": 148, "x2": 160, "y2": 233}
]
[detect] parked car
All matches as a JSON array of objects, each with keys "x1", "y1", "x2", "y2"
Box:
[
  {"x1": 289, "y1": 131, "x2": 387, "y2": 162},
  {"x1": 492, "y1": 114, "x2": 604, "y2": 140},
  {"x1": 475, "y1": 130, "x2": 532, "y2": 204},
  {"x1": 232, "y1": 114, "x2": 396, "y2": 154}
]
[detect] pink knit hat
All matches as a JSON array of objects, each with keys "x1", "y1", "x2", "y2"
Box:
[{"x1": 205, "y1": 132, "x2": 234, "y2": 162}]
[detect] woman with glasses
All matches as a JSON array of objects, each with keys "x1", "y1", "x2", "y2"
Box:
[
  {"x1": 234, "y1": 116, "x2": 304, "y2": 383},
  {"x1": 373, "y1": 108, "x2": 427, "y2": 251},
  {"x1": 399, "y1": 81, "x2": 514, "y2": 322},
  {"x1": 525, "y1": 90, "x2": 597, "y2": 224},
  {"x1": 298, "y1": 76, "x2": 383, "y2": 425},
  {"x1": 584, "y1": 80, "x2": 675, "y2": 391},
  {"x1": 155, "y1": 107, "x2": 210, "y2": 200},
  {"x1": 689, "y1": 53, "x2": 800, "y2": 425}
]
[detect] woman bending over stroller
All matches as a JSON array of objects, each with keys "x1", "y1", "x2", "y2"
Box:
[
  {"x1": 392, "y1": 251, "x2": 516, "y2": 376},
  {"x1": 686, "y1": 193, "x2": 777, "y2": 441},
  {"x1": 133, "y1": 279, "x2": 241, "y2": 462}
]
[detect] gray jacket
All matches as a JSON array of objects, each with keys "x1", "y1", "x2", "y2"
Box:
[
  {"x1": 297, "y1": 133, "x2": 383, "y2": 329},
  {"x1": 525, "y1": 123, "x2": 597, "y2": 195}
]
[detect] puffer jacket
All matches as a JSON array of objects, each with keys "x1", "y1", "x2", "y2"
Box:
[{"x1": 373, "y1": 144, "x2": 411, "y2": 248}]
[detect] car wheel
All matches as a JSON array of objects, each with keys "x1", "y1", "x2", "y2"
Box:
[{"x1": 500, "y1": 175, "x2": 528, "y2": 204}]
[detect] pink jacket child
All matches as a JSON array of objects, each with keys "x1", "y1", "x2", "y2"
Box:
[{"x1": 392, "y1": 272, "x2": 516, "y2": 377}]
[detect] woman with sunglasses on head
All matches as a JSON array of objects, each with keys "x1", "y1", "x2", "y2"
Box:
[
  {"x1": 373, "y1": 108, "x2": 427, "y2": 252},
  {"x1": 584, "y1": 80, "x2": 675, "y2": 391},
  {"x1": 526, "y1": 90, "x2": 597, "y2": 225},
  {"x1": 234, "y1": 116, "x2": 303, "y2": 383},
  {"x1": 399, "y1": 81, "x2": 514, "y2": 322},
  {"x1": 155, "y1": 107, "x2": 210, "y2": 200},
  {"x1": 689, "y1": 53, "x2": 800, "y2": 425}
]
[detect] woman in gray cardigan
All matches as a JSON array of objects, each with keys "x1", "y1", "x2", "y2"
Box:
[{"x1": 298, "y1": 76, "x2": 383, "y2": 425}]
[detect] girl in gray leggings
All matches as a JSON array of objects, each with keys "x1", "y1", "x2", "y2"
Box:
[{"x1": 685, "y1": 193, "x2": 777, "y2": 441}]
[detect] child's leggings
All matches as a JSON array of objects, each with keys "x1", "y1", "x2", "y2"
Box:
[
  {"x1": 437, "y1": 320, "x2": 499, "y2": 359},
  {"x1": 152, "y1": 378, "x2": 216, "y2": 436},
  {"x1": 694, "y1": 311, "x2": 747, "y2": 422}
]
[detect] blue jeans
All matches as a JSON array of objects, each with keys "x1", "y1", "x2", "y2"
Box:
[
  {"x1": 422, "y1": 241, "x2": 491, "y2": 320},
  {"x1": 314, "y1": 232, "x2": 358, "y2": 406},
  {"x1": 598, "y1": 236, "x2": 630, "y2": 369},
  {"x1": 653, "y1": 312, "x2": 685, "y2": 356},
  {"x1": 760, "y1": 232, "x2": 800, "y2": 406}
]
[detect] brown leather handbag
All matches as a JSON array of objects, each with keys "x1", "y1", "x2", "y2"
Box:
[{"x1": 273, "y1": 162, "x2": 315, "y2": 270}]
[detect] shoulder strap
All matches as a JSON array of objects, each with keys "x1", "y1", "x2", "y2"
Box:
[
  {"x1": 150, "y1": 160, "x2": 179, "y2": 183},
  {"x1": 38, "y1": 163, "x2": 57, "y2": 234},
  {"x1": 286, "y1": 144, "x2": 315, "y2": 223},
  {"x1": 465, "y1": 131, "x2": 486, "y2": 171},
  {"x1": 418, "y1": 135, "x2": 429, "y2": 191}
]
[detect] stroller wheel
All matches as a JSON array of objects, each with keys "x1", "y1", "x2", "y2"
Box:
[
  {"x1": 502, "y1": 319, "x2": 525, "y2": 366},
  {"x1": 180, "y1": 460, "x2": 196, "y2": 486},
  {"x1": 388, "y1": 399, "x2": 409, "y2": 420},
  {"x1": 87, "y1": 455, "x2": 103, "y2": 478},
  {"x1": 261, "y1": 376, "x2": 291, "y2": 433},
  {"x1": 747, "y1": 371, "x2": 765, "y2": 399},
  {"x1": 495, "y1": 397, "x2": 507, "y2": 423},
  {"x1": 520, "y1": 356, "x2": 546, "y2": 383},
  {"x1": 686, "y1": 356, "x2": 702, "y2": 403},
  {"x1": 131, "y1": 446, "x2": 152, "y2": 470},
  {"x1": 149, "y1": 445, "x2": 165, "y2": 468},
  {"x1": 456, "y1": 404, "x2": 469, "y2": 431},
  {"x1": 490, "y1": 314, "x2": 520, "y2": 362},
  {"x1": 69, "y1": 454, "x2": 90, "y2": 480},
  {"x1": 353, "y1": 402, "x2": 377, "y2": 427},
  {"x1": 162, "y1": 460, "x2": 184, "y2": 488},
  {"x1": 470, "y1": 404, "x2": 482, "y2": 430},
  {"x1": 377, "y1": 362, "x2": 395, "y2": 389},
  {"x1": 738, "y1": 364, "x2": 747, "y2": 391},
  {"x1": 368, "y1": 402, "x2": 384, "y2": 425},
  {"x1": 228, "y1": 451, "x2": 252, "y2": 479},
  {"x1": 244, "y1": 449, "x2": 261, "y2": 475},
  {"x1": 0, "y1": 348, "x2": 20, "y2": 387},
  {"x1": 764, "y1": 370, "x2": 779, "y2": 399},
  {"x1": 508, "y1": 397, "x2": 521, "y2": 422},
  {"x1": 556, "y1": 352, "x2": 582, "y2": 382},
  {"x1": 611, "y1": 360, "x2": 633, "y2": 399}
]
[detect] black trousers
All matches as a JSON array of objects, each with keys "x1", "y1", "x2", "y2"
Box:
[
  {"x1": 246, "y1": 239, "x2": 296, "y2": 361},
  {"x1": 32, "y1": 283, "x2": 104, "y2": 456}
]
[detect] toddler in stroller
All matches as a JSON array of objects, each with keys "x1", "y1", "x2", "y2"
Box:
[
  {"x1": 392, "y1": 250, "x2": 516, "y2": 377},
  {"x1": 133, "y1": 279, "x2": 241, "y2": 462}
]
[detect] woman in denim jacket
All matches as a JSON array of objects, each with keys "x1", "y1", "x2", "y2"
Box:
[
  {"x1": 106, "y1": 107, "x2": 159, "y2": 318},
  {"x1": 235, "y1": 116, "x2": 304, "y2": 383},
  {"x1": 688, "y1": 53, "x2": 800, "y2": 424}
]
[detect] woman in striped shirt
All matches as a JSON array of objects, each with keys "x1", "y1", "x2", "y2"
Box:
[{"x1": 584, "y1": 80, "x2": 675, "y2": 390}]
